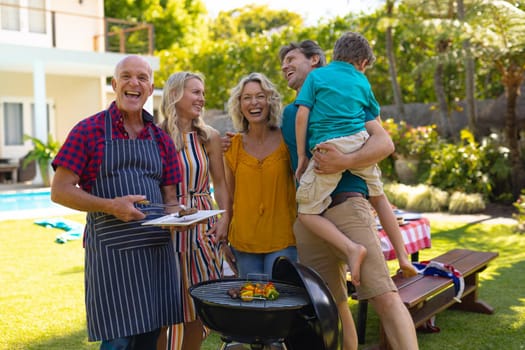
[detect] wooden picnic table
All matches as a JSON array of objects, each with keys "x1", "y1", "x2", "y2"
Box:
[{"x1": 378, "y1": 216, "x2": 431, "y2": 261}]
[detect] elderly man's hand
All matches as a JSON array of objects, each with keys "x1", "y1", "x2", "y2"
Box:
[{"x1": 109, "y1": 195, "x2": 147, "y2": 222}]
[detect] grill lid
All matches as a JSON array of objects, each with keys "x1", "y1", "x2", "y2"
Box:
[{"x1": 272, "y1": 257, "x2": 343, "y2": 350}]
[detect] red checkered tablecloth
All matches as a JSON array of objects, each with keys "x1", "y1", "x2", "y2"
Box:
[{"x1": 378, "y1": 217, "x2": 431, "y2": 261}]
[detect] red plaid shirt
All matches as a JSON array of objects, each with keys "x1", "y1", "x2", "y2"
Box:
[{"x1": 52, "y1": 101, "x2": 180, "y2": 192}]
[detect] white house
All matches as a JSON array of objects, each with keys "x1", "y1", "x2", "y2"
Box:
[{"x1": 0, "y1": 0, "x2": 159, "y2": 183}]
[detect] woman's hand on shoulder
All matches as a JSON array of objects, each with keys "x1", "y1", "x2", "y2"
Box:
[{"x1": 221, "y1": 131, "x2": 236, "y2": 153}]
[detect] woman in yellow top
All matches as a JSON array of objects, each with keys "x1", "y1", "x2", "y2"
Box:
[{"x1": 224, "y1": 72, "x2": 297, "y2": 278}]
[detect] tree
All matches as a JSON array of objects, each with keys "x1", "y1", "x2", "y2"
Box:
[
  {"x1": 433, "y1": 34, "x2": 454, "y2": 138},
  {"x1": 209, "y1": 4, "x2": 303, "y2": 40},
  {"x1": 362, "y1": 3, "x2": 441, "y2": 107},
  {"x1": 104, "y1": 0, "x2": 207, "y2": 51},
  {"x1": 401, "y1": 0, "x2": 474, "y2": 138},
  {"x1": 383, "y1": 0, "x2": 406, "y2": 118},
  {"x1": 469, "y1": 0, "x2": 525, "y2": 196},
  {"x1": 191, "y1": 30, "x2": 289, "y2": 109},
  {"x1": 457, "y1": 0, "x2": 478, "y2": 136}
]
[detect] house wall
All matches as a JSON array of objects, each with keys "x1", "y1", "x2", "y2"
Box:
[
  {"x1": 47, "y1": 74, "x2": 104, "y2": 142},
  {"x1": 48, "y1": 0, "x2": 105, "y2": 52},
  {"x1": 0, "y1": 72, "x2": 44, "y2": 158},
  {"x1": 0, "y1": 72, "x2": 30, "y2": 96},
  {"x1": 0, "y1": 71, "x2": 103, "y2": 148},
  {"x1": 0, "y1": 1, "x2": 104, "y2": 52},
  {"x1": 0, "y1": 0, "x2": 158, "y2": 182}
]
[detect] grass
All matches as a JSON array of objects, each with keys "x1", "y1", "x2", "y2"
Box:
[
  {"x1": 0, "y1": 213, "x2": 96, "y2": 350},
  {"x1": 1, "y1": 214, "x2": 524, "y2": 349},
  {"x1": 379, "y1": 222, "x2": 525, "y2": 350}
]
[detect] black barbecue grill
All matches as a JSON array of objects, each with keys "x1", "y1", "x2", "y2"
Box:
[
  {"x1": 190, "y1": 279, "x2": 309, "y2": 309},
  {"x1": 189, "y1": 257, "x2": 343, "y2": 350}
]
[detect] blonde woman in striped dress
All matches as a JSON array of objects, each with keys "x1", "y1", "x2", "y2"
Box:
[{"x1": 158, "y1": 72, "x2": 231, "y2": 350}]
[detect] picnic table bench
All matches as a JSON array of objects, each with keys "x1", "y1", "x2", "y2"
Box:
[{"x1": 353, "y1": 248, "x2": 498, "y2": 348}]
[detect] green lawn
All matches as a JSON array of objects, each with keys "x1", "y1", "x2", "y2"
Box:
[{"x1": 1, "y1": 214, "x2": 524, "y2": 349}]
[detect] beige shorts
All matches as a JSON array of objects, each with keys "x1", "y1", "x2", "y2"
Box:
[
  {"x1": 294, "y1": 196, "x2": 396, "y2": 303},
  {"x1": 296, "y1": 133, "x2": 384, "y2": 214}
]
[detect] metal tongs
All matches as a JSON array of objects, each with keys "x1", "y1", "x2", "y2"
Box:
[
  {"x1": 137, "y1": 199, "x2": 186, "y2": 209},
  {"x1": 137, "y1": 200, "x2": 198, "y2": 218}
]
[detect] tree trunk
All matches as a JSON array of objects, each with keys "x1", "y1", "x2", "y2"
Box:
[
  {"x1": 433, "y1": 61, "x2": 452, "y2": 138},
  {"x1": 385, "y1": 0, "x2": 405, "y2": 118},
  {"x1": 434, "y1": 38, "x2": 452, "y2": 138},
  {"x1": 464, "y1": 42, "x2": 477, "y2": 135},
  {"x1": 457, "y1": 0, "x2": 478, "y2": 138},
  {"x1": 503, "y1": 66, "x2": 525, "y2": 198}
]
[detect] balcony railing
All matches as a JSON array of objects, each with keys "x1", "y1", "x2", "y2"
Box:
[
  {"x1": 0, "y1": 2, "x2": 154, "y2": 55},
  {"x1": 100, "y1": 17, "x2": 154, "y2": 55}
]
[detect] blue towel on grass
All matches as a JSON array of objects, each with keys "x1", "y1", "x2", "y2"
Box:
[{"x1": 34, "y1": 217, "x2": 84, "y2": 244}]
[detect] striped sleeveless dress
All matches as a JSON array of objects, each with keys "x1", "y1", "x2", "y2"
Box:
[{"x1": 168, "y1": 131, "x2": 223, "y2": 349}]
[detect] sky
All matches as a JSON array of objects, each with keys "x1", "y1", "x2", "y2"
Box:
[{"x1": 202, "y1": 0, "x2": 383, "y2": 25}]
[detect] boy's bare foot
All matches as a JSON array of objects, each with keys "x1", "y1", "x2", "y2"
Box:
[
  {"x1": 400, "y1": 262, "x2": 418, "y2": 277},
  {"x1": 347, "y1": 244, "x2": 367, "y2": 286}
]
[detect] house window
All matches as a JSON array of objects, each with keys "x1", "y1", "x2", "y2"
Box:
[
  {"x1": 1, "y1": 0, "x2": 20, "y2": 31},
  {"x1": 1, "y1": 99, "x2": 53, "y2": 158},
  {"x1": 1, "y1": 0, "x2": 46, "y2": 33},
  {"x1": 28, "y1": 0, "x2": 45, "y2": 33},
  {"x1": 3, "y1": 102, "x2": 24, "y2": 145}
]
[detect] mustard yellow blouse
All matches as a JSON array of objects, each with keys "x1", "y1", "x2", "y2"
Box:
[{"x1": 224, "y1": 133, "x2": 297, "y2": 253}]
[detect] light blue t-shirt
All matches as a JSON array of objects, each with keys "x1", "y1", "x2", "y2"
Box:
[
  {"x1": 295, "y1": 61, "x2": 380, "y2": 150},
  {"x1": 281, "y1": 102, "x2": 375, "y2": 196}
]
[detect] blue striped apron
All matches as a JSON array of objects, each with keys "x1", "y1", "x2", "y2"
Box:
[{"x1": 84, "y1": 111, "x2": 182, "y2": 341}]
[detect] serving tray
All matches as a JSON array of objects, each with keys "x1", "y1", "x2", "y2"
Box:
[{"x1": 142, "y1": 209, "x2": 225, "y2": 226}]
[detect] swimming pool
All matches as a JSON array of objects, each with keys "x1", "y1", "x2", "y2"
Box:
[
  {"x1": 0, "y1": 188, "x2": 79, "y2": 220},
  {"x1": 0, "y1": 189, "x2": 57, "y2": 211}
]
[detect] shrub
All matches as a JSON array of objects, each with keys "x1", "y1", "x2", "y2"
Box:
[
  {"x1": 448, "y1": 192, "x2": 486, "y2": 214},
  {"x1": 427, "y1": 130, "x2": 510, "y2": 199},
  {"x1": 381, "y1": 118, "x2": 440, "y2": 183},
  {"x1": 382, "y1": 118, "x2": 439, "y2": 160},
  {"x1": 479, "y1": 133, "x2": 512, "y2": 201},
  {"x1": 384, "y1": 183, "x2": 448, "y2": 212},
  {"x1": 384, "y1": 183, "x2": 410, "y2": 208},
  {"x1": 405, "y1": 185, "x2": 449, "y2": 212},
  {"x1": 379, "y1": 156, "x2": 396, "y2": 182},
  {"x1": 23, "y1": 134, "x2": 61, "y2": 187}
]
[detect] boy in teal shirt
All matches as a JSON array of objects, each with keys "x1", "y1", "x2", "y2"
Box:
[{"x1": 295, "y1": 32, "x2": 382, "y2": 285}]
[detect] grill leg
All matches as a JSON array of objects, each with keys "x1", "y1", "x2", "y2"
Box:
[
  {"x1": 357, "y1": 300, "x2": 368, "y2": 344},
  {"x1": 220, "y1": 341, "x2": 248, "y2": 349},
  {"x1": 250, "y1": 344, "x2": 285, "y2": 350},
  {"x1": 220, "y1": 342, "x2": 286, "y2": 350}
]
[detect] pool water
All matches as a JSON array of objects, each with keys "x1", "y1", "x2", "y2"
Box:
[
  {"x1": 0, "y1": 188, "x2": 81, "y2": 221},
  {"x1": 0, "y1": 189, "x2": 63, "y2": 212}
]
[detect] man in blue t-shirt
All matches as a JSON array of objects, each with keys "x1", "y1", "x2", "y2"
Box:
[{"x1": 279, "y1": 40, "x2": 419, "y2": 350}]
